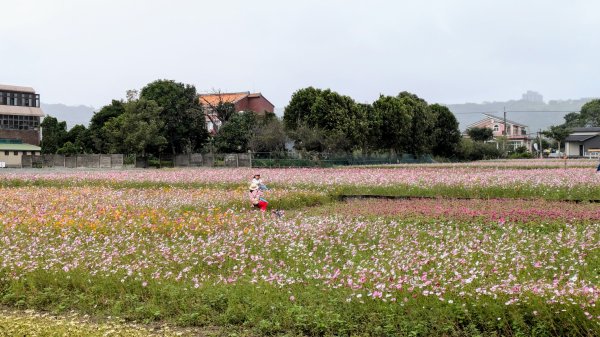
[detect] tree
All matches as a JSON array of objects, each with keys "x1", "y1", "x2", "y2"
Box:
[
  {"x1": 289, "y1": 124, "x2": 326, "y2": 153},
  {"x1": 64, "y1": 124, "x2": 88, "y2": 153},
  {"x1": 398, "y1": 92, "x2": 435, "y2": 157},
  {"x1": 103, "y1": 99, "x2": 167, "y2": 156},
  {"x1": 542, "y1": 125, "x2": 571, "y2": 151},
  {"x1": 249, "y1": 117, "x2": 287, "y2": 153},
  {"x1": 213, "y1": 111, "x2": 257, "y2": 153},
  {"x1": 40, "y1": 116, "x2": 68, "y2": 154},
  {"x1": 558, "y1": 99, "x2": 600, "y2": 128},
  {"x1": 562, "y1": 112, "x2": 583, "y2": 128},
  {"x1": 579, "y1": 99, "x2": 600, "y2": 126},
  {"x1": 467, "y1": 127, "x2": 494, "y2": 142},
  {"x1": 56, "y1": 141, "x2": 80, "y2": 155},
  {"x1": 140, "y1": 79, "x2": 209, "y2": 154},
  {"x1": 88, "y1": 100, "x2": 126, "y2": 153},
  {"x1": 430, "y1": 104, "x2": 461, "y2": 158},
  {"x1": 373, "y1": 95, "x2": 411, "y2": 154},
  {"x1": 283, "y1": 87, "x2": 322, "y2": 130}
]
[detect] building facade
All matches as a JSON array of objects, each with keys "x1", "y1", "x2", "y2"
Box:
[
  {"x1": 199, "y1": 92, "x2": 275, "y2": 134},
  {"x1": 466, "y1": 113, "x2": 532, "y2": 150},
  {"x1": 0, "y1": 84, "x2": 44, "y2": 145},
  {"x1": 0, "y1": 140, "x2": 41, "y2": 168},
  {"x1": 564, "y1": 127, "x2": 600, "y2": 157}
]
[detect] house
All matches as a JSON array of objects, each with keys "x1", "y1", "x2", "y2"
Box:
[
  {"x1": 0, "y1": 84, "x2": 45, "y2": 145},
  {"x1": 199, "y1": 92, "x2": 275, "y2": 133},
  {"x1": 0, "y1": 139, "x2": 41, "y2": 168},
  {"x1": 466, "y1": 113, "x2": 532, "y2": 150},
  {"x1": 564, "y1": 127, "x2": 600, "y2": 157}
]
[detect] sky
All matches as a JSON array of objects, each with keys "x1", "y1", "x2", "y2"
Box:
[{"x1": 1, "y1": 0, "x2": 599, "y2": 110}]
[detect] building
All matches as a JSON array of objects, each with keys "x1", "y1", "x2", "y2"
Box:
[
  {"x1": 0, "y1": 84, "x2": 44, "y2": 145},
  {"x1": 199, "y1": 92, "x2": 275, "y2": 133},
  {"x1": 0, "y1": 139, "x2": 41, "y2": 168},
  {"x1": 466, "y1": 113, "x2": 532, "y2": 150},
  {"x1": 564, "y1": 127, "x2": 600, "y2": 157},
  {"x1": 521, "y1": 90, "x2": 544, "y2": 103}
]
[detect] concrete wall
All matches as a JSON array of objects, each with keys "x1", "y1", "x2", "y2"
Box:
[
  {"x1": 0, "y1": 151, "x2": 25, "y2": 167},
  {"x1": 21, "y1": 154, "x2": 125, "y2": 168}
]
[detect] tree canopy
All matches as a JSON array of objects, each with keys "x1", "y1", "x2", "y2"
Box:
[
  {"x1": 140, "y1": 80, "x2": 209, "y2": 154},
  {"x1": 466, "y1": 127, "x2": 494, "y2": 142}
]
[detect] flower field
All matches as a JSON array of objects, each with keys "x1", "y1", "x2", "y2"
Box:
[{"x1": 0, "y1": 166, "x2": 599, "y2": 336}]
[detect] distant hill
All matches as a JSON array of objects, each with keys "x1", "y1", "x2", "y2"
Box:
[
  {"x1": 41, "y1": 103, "x2": 95, "y2": 129},
  {"x1": 446, "y1": 95, "x2": 596, "y2": 133}
]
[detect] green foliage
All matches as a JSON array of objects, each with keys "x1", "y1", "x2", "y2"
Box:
[
  {"x1": 466, "y1": 126, "x2": 494, "y2": 142},
  {"x1": 140, "y1": 79, "x2": 209, "y2": 154},
  {"x1": 102, "y1": 99, "x2": 167, "y2": 156},
  {"x1": 542, "y1": 125, "x2": 571, "y2": 151},
  {"x1": 373, "y1": 94, "x2": 411, "y2": 154},
  {"x1": 558, "y1": 99, "x2": 600, "y2": 128},
  {"x1": 430, "y1": 104, "x2": 461, "y2": 158},
  {"x1": 398, "y1": 91, "x2": 436, "y2": 157},
  {"x1": 248, "y1": 117, "x2": 286, "y2": 153},
  {"x1": 56, "y1": 141, "x2": 81, "y2": 155},
  {"x1": 40, "y1": 115, "x2": 68, "y2": 154},
  {"x1": 88, "y1": 100, "x2": 126, "y2": 153},
  {"x1": 457, "y1": 138, "x2": 501, "y2": 160},
  {"x1": 579, "y1": 99, "x2": 600, "y2": 126},
  {"x1": 213, "y1": 111, "x2": 257, "y2": 153},
  {"x1": 283, "y1": 87, "x2": 322, "y2": 130}
]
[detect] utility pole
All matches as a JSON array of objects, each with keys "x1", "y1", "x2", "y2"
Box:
[
  {"x1": 503, "y1": 107, "x2": 507, "y2": 153},
  {"x1": 538, "y1": 129, "x2": 543, "y2": 159},
  {"x1": 503, "y1": 107, "x2": 507, "y2": 137}
]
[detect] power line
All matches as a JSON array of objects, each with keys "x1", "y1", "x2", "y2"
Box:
[{"x1": 453, "y1": 110, "x2": 576, "y2": 115}]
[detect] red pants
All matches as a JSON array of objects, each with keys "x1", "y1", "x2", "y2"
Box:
[{"x1": 255, "y1": 200, "x2": 268, "y2": 211}]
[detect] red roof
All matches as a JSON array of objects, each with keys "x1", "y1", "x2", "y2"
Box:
[{"x1": 199, "y1": 92, "x2": 249, "y2": 106}]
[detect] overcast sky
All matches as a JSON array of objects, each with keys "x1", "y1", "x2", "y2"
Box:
[{"x1": 1, "y1": 0, "x2": 599, "y2": 109}]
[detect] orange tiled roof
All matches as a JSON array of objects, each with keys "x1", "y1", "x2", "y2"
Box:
[{"x1": 199, "y1": 92, "x2": 249, "y2": 106}]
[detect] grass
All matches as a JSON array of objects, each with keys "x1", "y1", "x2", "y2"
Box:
[{"x1": 0, "y1": 173, "x2": 599, "y2": 336}]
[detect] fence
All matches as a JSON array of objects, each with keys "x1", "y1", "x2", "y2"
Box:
[
  {"x1": 20, "y1": 152, "x2": 430, "y2": 169},
  {"x1": 21, "y1": 154, "x2": 124, "y2": 169},
  {"x1": 251, "y1": 152, "x2": 435, "y2": 167}
]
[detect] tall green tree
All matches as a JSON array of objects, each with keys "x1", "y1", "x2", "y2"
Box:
[
  {"x1": 579, "y1": 99, "x2": 600, "y2": 126},
  {"x1": 63, "y1": 124, "x2": 88, "y2": 153},
  {"x1": 103, "y1": 99, "x2": 167, "y2": 156},
  {"x1": 140, "y1": 80, "x2": 209, "y2": 154},
  {"x1": 373, "y1": 95, "x2": 411, "y2": 154},
  {"x1": 40, "y1": 116, "x2": 68, "y2": 154},
  {"x1": 355, "y1": 103, "x2": 381, "y2": 154},
  {"x1": 398, "y1": 92, "x2": 435, "y2": 157},
  {"x1": 430, "y1": 104, "x2": 461, "y2": 157},
  {"x1": 558, "y1": 99, "x2": 600, "y2": 128},
  {"x1": 88, "y1": 100, "x2": 126, "y2": 153},
  {"x1": 249, "y1": 117, "x2": 287, "y2": 153},
  {"x1": 214, "y1": 111, "x2": 257, "y2": 153},
  {"x1": 283, "y1": 87, "x2": 322, "y2": 130},
  {"x1": 542, "y1": 125, "x2": 571, "y2": 151}
]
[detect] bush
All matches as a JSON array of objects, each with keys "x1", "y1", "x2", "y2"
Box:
[{"x1": 457, "y1": 139, "x2": 501, "y2": 161}]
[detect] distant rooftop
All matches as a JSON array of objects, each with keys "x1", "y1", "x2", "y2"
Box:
[
  {"x1": 199, "y1": 92, "x2": 251, "y2": 106},
  {"x1": 570, "y1": 127, "x2": 600, "y2": 133},
  {"x1": 0, "y1": 84, "x2": 36, "y2": 93}
]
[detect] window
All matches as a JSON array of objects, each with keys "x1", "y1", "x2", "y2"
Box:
[
  {"x1": 13, "y1": 151, "x2": 18, "y2": 156},
  {"x1": 493, "y1": 124, "x2": 499, "y2": 132},
  {"x1": 4, "y1": 151, "x2": 8, "y2": 156}
]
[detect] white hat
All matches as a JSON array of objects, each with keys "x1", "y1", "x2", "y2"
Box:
[{"x1": 249, "y1": 183, "x2": 259, "y2": 191}]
